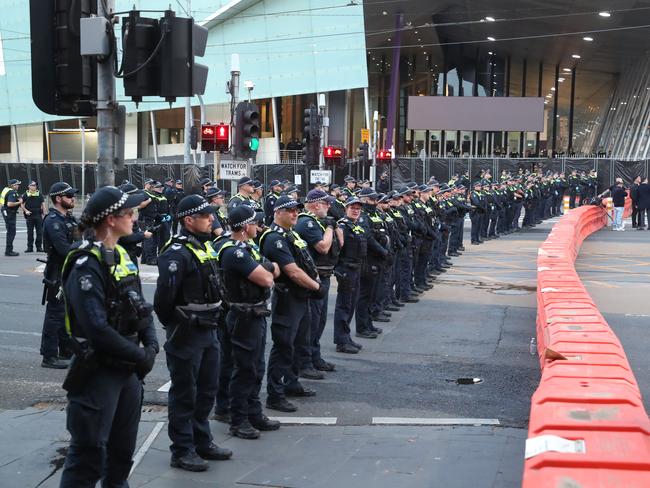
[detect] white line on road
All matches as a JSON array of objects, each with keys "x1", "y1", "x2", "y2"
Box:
[
  {"x1": 372, "y1": 417, "x2": 500, "y2": 426},
  {"x1": 157, "y1": 380, "x2": 171, "y2": 392},
  {"x1": 0, "y1": 329, "x2": 41, "y2": 337},
  {"x1": 0, "y1": 273, "x2": 19, "y2": 277},
  {"x1": 625, "y1": 314, "x2": 650, "y2": 318},
  {"x1": 267, "y1": 417, "x2": 338, "y2": 425},
  {"x1": 129, "y1": 421, "x2": 165, "y2": 478}
]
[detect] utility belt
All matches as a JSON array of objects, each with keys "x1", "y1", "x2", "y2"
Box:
[
  {"x1": 316, "y1": 265, "x2": 335, "y2": 278},
  {"x1": 228, "y1": 300, "x2": 271, "y2": 317},
  {"x1": 275, "y1": 282, "x2": 312, "y2": 299},
  {"x1": 42, "y1": 278, "x2": 62, "y2": 304},
  {"x1": 174, "y1": 304, "x2": 220, "y2": 329},
  {"x1": 338, "y1": 259, "x2": 361, "y2": 270}
]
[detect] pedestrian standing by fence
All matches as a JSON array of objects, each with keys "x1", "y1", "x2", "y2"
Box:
[
  {"x1": 637, "y1": 177, "x2": 650, "y2": 230},
  {"x1": 610, "y1": 178, "x2": 628, "y2": 231}
]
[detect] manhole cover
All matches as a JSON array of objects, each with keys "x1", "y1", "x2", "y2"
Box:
[{"x1": 491, "y1": 289, "x2": 532, "y2": 295}]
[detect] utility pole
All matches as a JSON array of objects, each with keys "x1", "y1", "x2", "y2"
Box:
[
  {"x1": 229, "y1": 54, "x2": 240, "y2": 194},
  {"x1": 183, "y1": 0, "x2": 193, "y2": 165},
  {"x1": 96, "y1": 0, "x2": 116, "y2": 188}
]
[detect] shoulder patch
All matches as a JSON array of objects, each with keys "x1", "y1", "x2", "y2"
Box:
[
  {"x1": 235, "y1": 249, "x2": 244, "y2": 258},
  {"x1": 53, "y1": 222, "x2": 61, "y2": 231},
  {"x1": 79, "y1": 275, "x2": 93, "y2": 291},
  {"x1": 75, "y1": 256, "x2": 89, "y2": 266},
  {"x1": 307, "y1": 221, "x2": 314, "y2": 228},
  {"x1": 168, "y1": 260, "x2": 178, "y2": 273},
  {"x1": 276, "y1": 240, "x2": 284, "y2": 249}
]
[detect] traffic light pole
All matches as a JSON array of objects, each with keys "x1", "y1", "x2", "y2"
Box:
[
  {"x1": 229, "y1": 55, "x2": 240, "y2": 195},
  {"x1": 96, "y1": 0, "x2": 116, "y2": 188}
]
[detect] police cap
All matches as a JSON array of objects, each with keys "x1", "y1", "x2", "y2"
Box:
[
  {"x1": 305, "y1": 189, "x2": 334, "y2": 204},
  {"x1": 358, "y1": 187, "x2": 378, "y2": 199},
  {"x1": 8, "y1": 178, "x2": 20, "y2": 186},
  {"x1": 344, "y1": 196, "x2": 362, "y2": 207},
  {"x1": 228, "y1": 204, "x2": 256, "y2": 228},
  {"x1": 205, "y1": 187, "x2": 226, "y2": 199},
  {"x1": 269, "y1": 179, "x2": 281, "y2": 187},
  {"x1": 274, "y1": 195, "x2": 304, "y2": 211},
  {"x1": 49, "y1": 182, "x2": 78, "y2": 197},
  {"x1": 343, "y1": 175, "x2": 356, "y2": 183},
  {"x1": 118, "y1": 183, "x2": 139, "y2": 194},
  {"x1": 176, "y1": 194, "x2": 213, "y2": 219},
  {"x1": 237, "y1": 176, "x2": 253, "y2": 187},
  {"x1": 84, "y1": 186, "x2": 146, "y2": 224}
]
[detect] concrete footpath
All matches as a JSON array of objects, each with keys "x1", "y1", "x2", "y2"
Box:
[{"x1": 0, "y1": 216, "x2": 606, "y2": 488}]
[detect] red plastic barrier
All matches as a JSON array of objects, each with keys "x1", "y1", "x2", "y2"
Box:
[{"x1": 523, "y1": 198, "x2": 650, "y2": 487}]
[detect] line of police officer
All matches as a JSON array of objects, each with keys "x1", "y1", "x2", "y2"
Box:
[{"x1": 32, "y1": 166, "x2": 570, "y2": 485}]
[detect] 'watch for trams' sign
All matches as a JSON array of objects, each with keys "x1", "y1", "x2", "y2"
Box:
[
  {"x1": 310, "y1": 170, "x2": 332, "y2": 184},
  {"x1": 219, "y1": 160, "x2": 248, "y2": 180}
]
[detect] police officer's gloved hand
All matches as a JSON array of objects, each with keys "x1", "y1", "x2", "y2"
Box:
[
  {"x1": 321, "y1": 216, "x2": 337, "y2": 228},
  {"x1": 311, "y1": 283, "x2": 328, "y2": 300},
  {"x1": 136, "y1": 345, "x2": 157, "y2": 379}
]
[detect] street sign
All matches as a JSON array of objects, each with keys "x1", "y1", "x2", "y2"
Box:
[
  {"x1": 361, "y1": 128, "x2": 370, "y2": 143},
  {"x1": 310, "y1": 169, "x2": 332, "y2": 184},
  {"x1": 219, "y1": 160, "x2": 248, "y2": 180}
]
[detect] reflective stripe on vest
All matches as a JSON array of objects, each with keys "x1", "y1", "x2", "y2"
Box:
[
  {"x1": 299, "y1": 211, "x2": 326, "y2": 232},
  {"x1": 185, "y1": 240, "x2": 219, "y2": 263},
  {"x1": 0, "y1": 187, "x2": 10, "y2": 206}
]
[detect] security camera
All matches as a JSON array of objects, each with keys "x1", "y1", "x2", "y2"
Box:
[{"x1": 244, "y1": 80, "x2": 255, "y2": 90}]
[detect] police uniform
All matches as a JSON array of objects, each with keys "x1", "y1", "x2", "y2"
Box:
[
  {"x1": 228, "y1": 176, "x2": 255, "y2": 210},
  {"x1": 470, "y1": 184, "x2": 486, "y2": 244},
  {"x1": 154, "y1": 195, "x2": 232, "y2": 472},
  {"x1": 294, "y1": 190, "x2": 340, "y2": 374},
  {"x1": 260, "y1": 196, "x2": 322, "y2": 412},
  {"x1": 217, "y1": 205, "x2": 280, "y2": 439},
  {"x1": 58, "y1": 186, "x2": 158, "y2": 488},
  {"x1": 153, "y1": 184, "x2": 172, "y2": 252},
  {"x1": 40, "y1": 183, "x2": 80, "y2": 368},
  {"x1": 118, "y1": 183, "x2": 148, "y2": 265},
  {"x1": 333, "y1": 197, "x2": 367, "y2": 352},
  {"x1": 1, "y1": 179, "x2": 20, "y2": 255},
  {"x1": 139, "y1": 185, "x2": 159, "y2": 265},
  {"x1": 22, "y1": 183, "x2": 45, "y2": 252},
  {"x1": 264, "y1": 180, "x2": 282, "y2": 226}
]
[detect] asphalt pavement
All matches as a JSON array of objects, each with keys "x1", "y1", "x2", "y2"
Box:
[{"x1": 1, "y1": 213, "x2": 637, "y2": 487}]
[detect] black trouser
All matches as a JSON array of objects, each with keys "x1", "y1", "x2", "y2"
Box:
[
  {"x1": 3, "y1": 211, "x2": 16, "y2": 253},
  {"x1": 333, "y1": 265, "x2": 361, "y2": 345},
  {"x1": 215, "y1": 312, "x2": 233, "y2": 415},
  {"x1": 59, "y1": 367, "x2": 142, "y2": 488},
  {"x1": 470, "y1": 212, "x2": 481, "y2": 242},
  {"x1": 267, "y1": 290, "x2": 309, "y2": 402},
  {"x1": 356, "y1": 264, "x2": 379, "y2": 333},
  {"x1": 40, "y1": 296, "x2": 71, "y2": 359},
  {"x1": 140, "y1": 219, "x2": 158, "y2": 264},
  {"x1": 569, "y1": 190, "x2": 577, "y2": 209},
  {"x1": 396, "y1": 246, "x2": 413, "y2": 300},
  {"x1": 638, "y1": 208, "x2": 650, "y2": 228},
  {"x1": 512, "y1": 202, "x2": 523, "y2": 229},
  {"x1": 302, "y1": 275, "x2": 331, "y2": 367},
  {"x1": 167, "y1": 344, "x2": 219, "y2": 456},
  {"x1": 632, "y1": 203, "x2": 639, "y2": 227},
  {"x1": 414, "y1": 240, "x2": 432, "y2": 285},
  {"x1": 25, "y1": 213, "x2": 43, "y2": 251},
  {"x1": 225, "y1": 309, "x2": 267, "y2": 427}
]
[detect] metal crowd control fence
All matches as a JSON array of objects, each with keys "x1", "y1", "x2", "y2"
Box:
[{"x1": 1, "y1": 158, "x2": 648, "y2": 197}]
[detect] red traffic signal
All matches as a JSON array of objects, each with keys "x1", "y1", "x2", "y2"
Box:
[
  {"x1": 377, "y1": 149, "x2": 392, "y2": 161},
  {"x1": 324, "y1": 146, "x2": 343, "y2": 159},
  {"x1": 201, "y1": 123, "x2": 229, "y2": 153}
]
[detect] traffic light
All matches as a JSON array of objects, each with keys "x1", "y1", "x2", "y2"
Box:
[
  {"x1": 357, "y1": 143, "x2": 369, "y2": 164},
  {"x1": 190, "y1": 126, "x2": 198, "y2": 150},
  {"x1": 201, "y1": 124, "x2": 215, "y2": 152},
  {"x1": 122, "y1": 10, "x2": 161, "y2": 103},
  {"x1": 158, "y1": 10, "x2": 209, "y2": 102},
  {"x1": 30, "y1": 0, "x2": 97, "y2": 116},
  {"x1": 215, "y1": 123, "x2": 230, "y2": 153},
  {"x1": 377, "y1": 150, "x2": 392, "y2": 161},
  {"x1": 324, "y1": 146, "x2": 344, "y2": 166},
  {"x1": 234, "y1": 102, "x2": 260, "y2": 159},
  {"x1": 302, "y1": 104, "x2": 321, "y2": 166}
]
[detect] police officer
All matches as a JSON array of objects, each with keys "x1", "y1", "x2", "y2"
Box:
[
  {"x1": 139, "y1": 179, "x2": 159, "y2": 265},
  {"x1": 1, "y1": 178, "x2": 22, "y2": 256},
  {"x1": 117, "y1": 183, "x2": 153, "y2": 266},
  {"x1": 294, "y1": 189, "x2": 341, "y2": 378},
  {"x1": 58, "y1": 186, "x2": 159, "y2": 487},
  {"x1": 333, "y1": 197, "x2": 367, "y2": 353},
  {"x1": 172, "y1": 179, "x2": 185, "y2": 234},
  {"x1": 395, "y1": 187, "x2": 419, "y2": 303},
  {"x1": 205, "y1": 187, "x2": 228, "y2": 238},
  {"x1": 21, "y1": 181, "x2": 46, "y2": 253},
  {"x1": 40, "y1": 182, "x2": 80, "y2": 369},
  {"x1": 342, "y1": 175, "x2": 357, "y2": 198},
  {"x1": 470, "y1": 181, "x2": 486, "y2": 245},
  {"x1": 217, "y1": 205, "x2": 281, "y2": 439},
  {"x1": 154, "y1": 195, "x2": 233, "y2": 472},
  {"x1": 328, "y1": 184, "x2": 346, "y2": 220},
  {"x1": 260, "y1": 195, "x2": 326, "y2": 413},
  {"x1": 153, "y1": 181, "x2": 172, "y2": 252},
  {"x1": 228, "y1": 177, "x2": 256, "y2": 209},
  {"x1": 264, "y1": 180, "x2": 283, "y2": 226}
]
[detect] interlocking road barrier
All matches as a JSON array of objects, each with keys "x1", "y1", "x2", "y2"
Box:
[{"x1": 523, "y1": 198, "x2": 650, "y2": 487}]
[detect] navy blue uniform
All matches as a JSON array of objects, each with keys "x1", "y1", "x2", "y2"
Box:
[
  {"x1": 41, "y1": 208, "x2": 79, "y2": 359},
  {"x1": 260, "y1": 225, "x2": 315, "y2": 403},
  {"x1": 2, "y1": 188, "x2": 19, "y2": 254},
  {"x1": 22, "y1": 190, "x2": 45, "y2": 251},
  {"x1": 155, "y1": 230, "x2": 222, "y2": 458},
  {"x1": 59, "y1": 243, "x2": 158, "y2": 487}
]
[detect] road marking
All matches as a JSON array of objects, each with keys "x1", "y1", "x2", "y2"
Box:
[
  {"x1": 157, "y1": 380, "x2": 171, "y2": 392},
  {"x1": 625, "y1": 314, "x2": 650, "y2": 318},
  {"x1": 0, "y1": 273, "x2": 19, "y2": 277},
  {"x1": 267, "y1": 417, "x2": 338, "y2": 425},
  {"x1": 129, "y1": 421, "x2": 165, "y2": 478},
  {"x1": 0, "y1": 329, "x2": 41, "y2": 337},
  {"x1": 372, "y1": 417, "x2": 500, "y2": 426}
]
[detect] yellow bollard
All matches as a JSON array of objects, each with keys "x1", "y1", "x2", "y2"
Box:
[
  {"x1": 606, "y1": 197, "x2": 614, "y2": 226},
  {"x1": 563, "y1": 195, "x2": 570, "y2": 214}
]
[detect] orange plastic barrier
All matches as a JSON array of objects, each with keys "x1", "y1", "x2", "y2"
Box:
[{"x1": 523, "y1": 197, "x2": 650, "y2": 487}]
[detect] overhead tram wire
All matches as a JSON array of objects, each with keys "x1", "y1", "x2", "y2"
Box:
[{"x1": 204, "y1": 22, "x2": 650, "y2": 53}]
